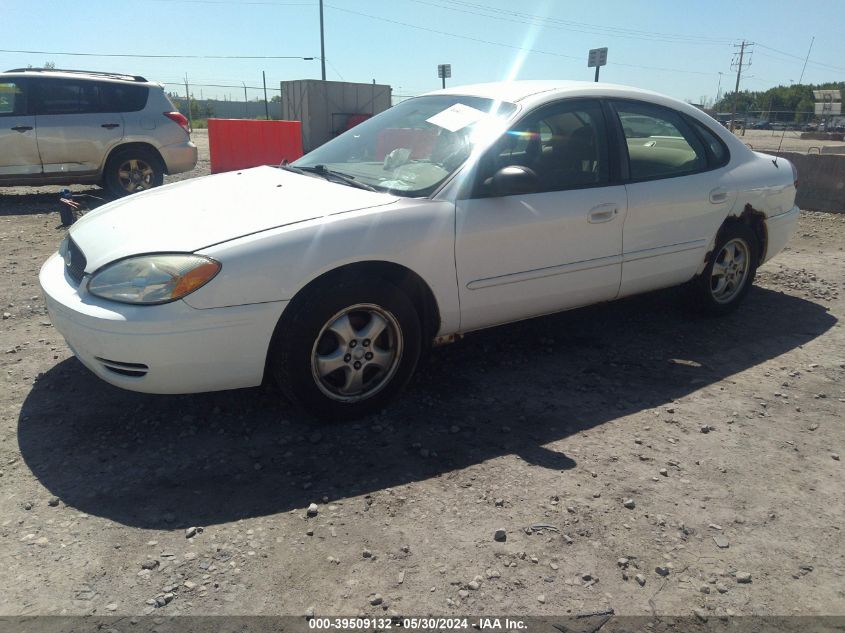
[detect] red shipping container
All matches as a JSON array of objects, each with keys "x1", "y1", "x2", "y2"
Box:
[{"x1": 207, "y1": 119, "x2": 304, "y2": 174}]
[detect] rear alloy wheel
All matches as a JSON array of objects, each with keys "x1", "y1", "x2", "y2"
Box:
[
  {"x1": 709, "y1": 238, "x2": 751, "y2": 304},
  {"x1": 105, "y1": 148, "x2": 164, "y2": 197},
  {"x1": 272, "y1": 278, "x2": 422, "y2": 419},
  {"x1": 689, "y1": 222, "x2": 759, "y2": 315}
]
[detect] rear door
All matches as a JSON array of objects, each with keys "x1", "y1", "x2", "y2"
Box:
[
  {"x1": 0, "y1": 78, "x2": 41, "y2": 177},
  {"x1": 609, "y1": 100, "x2": 736, "y2": 297},
  {"x1": 33, "y1": 78, "x2": 124, "y2": 175}
]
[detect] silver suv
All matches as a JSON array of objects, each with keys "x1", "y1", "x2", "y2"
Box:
[{"x1": 0, "y1": 68, "x2": 197, "y2": 196}]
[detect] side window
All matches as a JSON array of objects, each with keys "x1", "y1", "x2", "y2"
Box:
[
  {"x1": 36, "y1": 79, "x2": 100, "y2": 115},
  {"x1": 688, "y1": 118, "x2": 730, "y2": 167},
  {"x1": 477, "y1": 99, "x2": 609, "y2": 195},
  {"x1": 99, "y1": 83, "x2": 149, "y2": 112},
  {"x1": 0, "y1": 81, "x2": 26, "y2": 116},
  {"x1": 613, "y1": 101, "x2": 707, "y2": 180}
]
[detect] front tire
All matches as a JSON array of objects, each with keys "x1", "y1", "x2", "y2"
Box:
[
  {"x1": 271, "y1": 278, "x2": 422, "y2": 419},
  {"x1": 689, "y1": 222, "x2": 759, "y2": 315},
  {"x1": 104, "y1": 147, "x2": 164, "y2": 197}
]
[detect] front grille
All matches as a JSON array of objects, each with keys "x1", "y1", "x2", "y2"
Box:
[
  {"x1": 65, "y1": 238, "x2": 87, "y2": 285},
  {"x1": 95, "y1": 357, "x2": 149, "y2": 378}
]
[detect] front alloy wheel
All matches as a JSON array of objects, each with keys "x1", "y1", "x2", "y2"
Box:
[
  {"x1": 311, "y1": 304, "x2": 403, "y2": 403},
  {"x1": 272, "y1": 278, "x2": 422, "y2": 419}
]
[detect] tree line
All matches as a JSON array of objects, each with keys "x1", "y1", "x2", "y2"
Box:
[{"x1": 714, "y1": 82, "x2": 844, "y2": 122}]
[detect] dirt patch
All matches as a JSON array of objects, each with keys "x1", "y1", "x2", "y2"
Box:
[{"x1": 0, "y1": 180, "x2": 843, "y2": 619}]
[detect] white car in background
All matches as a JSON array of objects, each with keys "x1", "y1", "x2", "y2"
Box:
[{"x1": 39, "y1": 81, "x2": 800, "y2": 417}]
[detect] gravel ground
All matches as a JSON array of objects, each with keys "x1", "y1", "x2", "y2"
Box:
[
  {"x1": 0, "y1": 151, "x2": 843, "y2": 620},
  {"x1": 733, "y1": 129, "x2": 845, "y2": 154}
]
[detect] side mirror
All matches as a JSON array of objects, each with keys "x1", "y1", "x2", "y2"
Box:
[{"x1": 490, "y1": 165, "x2": 539, "y2": 196}]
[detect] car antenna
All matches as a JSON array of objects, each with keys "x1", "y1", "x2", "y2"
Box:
[{"x1": 773, "y1": 36, "x2": 814, "y2": 168}]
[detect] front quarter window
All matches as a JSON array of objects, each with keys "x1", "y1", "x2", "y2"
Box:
[
  {"x1": 293, "y1": 95, "x2": 517, "y2": 196},
  {"x1": 0, "y1": 81, "x2": 26, "y2": 115}
]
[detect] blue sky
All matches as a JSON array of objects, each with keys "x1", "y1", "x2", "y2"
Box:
[{"x1": 2, "y1": 0, "x2": 843, "y2": 104}]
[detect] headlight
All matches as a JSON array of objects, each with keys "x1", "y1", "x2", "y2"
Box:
[{"x1": 87, "y1": 254, "x2": 221, "y2": 305}]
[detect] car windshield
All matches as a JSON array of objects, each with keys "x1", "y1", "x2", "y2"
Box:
[{"x1": 292, "y1": 95, "x2": 518, "y2": 196}]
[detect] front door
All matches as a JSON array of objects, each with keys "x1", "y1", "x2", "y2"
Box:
[
  {"x1": 455, "y1": 99, "x2": 627, "y2": 332},
  {"x1": 0, "y1": 78, "x2": 41, "y2": 178}
]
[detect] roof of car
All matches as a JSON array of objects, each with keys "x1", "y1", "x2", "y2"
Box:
[
  {"x1": 424, "y1": 80, "x2": 664, "y2": 103},
  {"x1": 3, "y1": 68, "x2": 152, "y2": 84}
]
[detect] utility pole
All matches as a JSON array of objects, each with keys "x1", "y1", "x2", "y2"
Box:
[
  {"x1": 184, "y1": 74, "x2": 193, "y2": 132},
  {"x1": 262, "y1": 71, "x2": 269, "y2": 119},
  {"x1": 716, "y1": 71, "x2": 723, "y2": 105},
  {"x1": 730, "y1": 40, "x2": 753, "y2": 133},
  {"x1": 242, "y1": 82, "x2": 248, "y2": 118},
  {"x1": 319, "y1": 0, "x2": 326, "y2": 81}
]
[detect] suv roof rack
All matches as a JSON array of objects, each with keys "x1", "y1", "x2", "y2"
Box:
[{"x1": 4, "y1": 68, "x2": 148, "y2": 82}]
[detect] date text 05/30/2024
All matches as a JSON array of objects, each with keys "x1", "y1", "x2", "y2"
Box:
[{"x1": 308, "y1": 617, "x2": 527, "y2": 630}]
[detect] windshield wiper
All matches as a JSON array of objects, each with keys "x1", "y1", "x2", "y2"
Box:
[
  {"x1": 279, "y1": 163, "x2": 307, "y2": 175},
  {"x1": 286, "y1": 164, "x2": 377, "y2": 191}
]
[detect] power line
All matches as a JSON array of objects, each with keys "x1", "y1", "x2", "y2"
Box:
[
  {"x1": 163, "y1": 81, "x2": 281, "y2": 92},
  {"x1": 0, "y1": 48, "x2": 315, "y2": 60},
  {"x1": 409, "y1": 0, "x2": 734, "y2": 45},
  {"x1": 324, "y1": 4, "x2": 581, "y2": 62},
  {"x1": 149, "y1": 0, "x2": 313, "y2": 4},
  {"x1": 754, "y1": 43, "x2": 845, "y2": 73},
  {"x1": 325, "y1": 4, "x2": 717, "y2": 76},
  {"x1": 439, "y1": 0, "x2": 735, "y2": 43}
]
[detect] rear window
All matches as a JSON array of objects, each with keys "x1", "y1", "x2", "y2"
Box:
[
  {"x1": 612, "y1": 100, "x2": 708, "y2": 181},
  {"x1": 34, "y1": 79, "x2": 149, "y2": 115},
  {"x1": 99, "y1": 83, "x2": 149, "y2": 112}
]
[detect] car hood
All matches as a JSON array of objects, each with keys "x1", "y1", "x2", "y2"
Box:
[{"x1": 69, "y1": 166, "x2": 399, "y2": 273}]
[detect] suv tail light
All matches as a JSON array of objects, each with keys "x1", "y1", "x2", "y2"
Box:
[{"x1": 164, "y1": 111, "x2": 190, "y2": 134}]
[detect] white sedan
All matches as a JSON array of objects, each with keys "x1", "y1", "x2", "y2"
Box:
[{"x1": 40, "y1": 81, "x2": 800, "y2": 417}]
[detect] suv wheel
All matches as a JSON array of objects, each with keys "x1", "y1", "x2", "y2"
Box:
[{"x1": 104, "y1": 147, "x2": 164, "y2": 197}]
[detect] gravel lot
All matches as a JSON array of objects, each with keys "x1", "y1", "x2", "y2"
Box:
[{"x1": 0, "y1": 142, "x2": 843, "y2": 621}]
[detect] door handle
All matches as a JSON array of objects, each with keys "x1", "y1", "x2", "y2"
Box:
[
  {"x1": 588, "y1": 204, "x2": 619, "y2": 224},
  {"x1": 11, "y1": 125, "x2": 33, "y2": 133},
  {"x1": 709, "y1": 188, "x2": 729, "y2": 204},
  {"x1": 101, "y1": 123, "x2": 121, "y2": 129}
]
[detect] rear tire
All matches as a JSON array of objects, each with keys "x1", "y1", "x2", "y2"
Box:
[
  {"x1": 688, "y1": 222, "x2": 759, "y2": 316},
  {"x1": 271, "y1": 278, "x2": 422, "y2": 419},
  {"x1": 104, "y1": 147, "x2": 164, "y2": 197}
]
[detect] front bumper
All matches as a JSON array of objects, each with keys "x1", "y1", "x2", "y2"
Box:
[
  {"x1": 160, "y1": 139, "x2": 198, "y2": 175},
  {"x1": 763, "y1": 205, "x2": 800, "y2": 264},
  {"x1": 39, "y1": 253, "x2": 286, "y2": 394}
]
